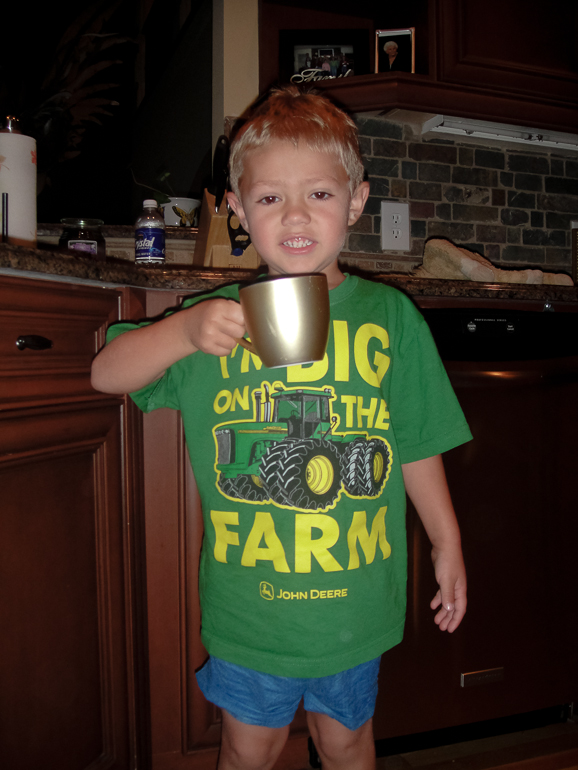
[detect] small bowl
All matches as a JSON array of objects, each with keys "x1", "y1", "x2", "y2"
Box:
[{"x1": 161, "y1": 197, "x2": 201, "y2": 227}]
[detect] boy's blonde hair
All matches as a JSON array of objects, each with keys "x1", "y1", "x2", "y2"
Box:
[{"x1": 229, "y1": 86, "x2": 365, "y2": 198}]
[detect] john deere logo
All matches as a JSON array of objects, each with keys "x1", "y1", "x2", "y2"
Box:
[{"x1": 260, "y1": 582, "x2": 274, "y2": 600}]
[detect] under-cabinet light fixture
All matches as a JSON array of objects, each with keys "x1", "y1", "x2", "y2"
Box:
[{"x1": 425, "y1": 115, "x2": 578, "y2": 152}]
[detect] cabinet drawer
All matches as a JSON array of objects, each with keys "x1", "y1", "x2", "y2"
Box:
[{"x1": 0, "y1": 276, "x2": 121, "y2": 407}]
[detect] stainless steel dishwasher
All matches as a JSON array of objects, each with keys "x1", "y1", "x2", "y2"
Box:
[{"x1": 373, "y1": 296, "x2": 578, "y2": 741}]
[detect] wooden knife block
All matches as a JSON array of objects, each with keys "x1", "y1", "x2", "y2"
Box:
[{"x1": 193, "y1": 189, "x2": 260, "y2": 269}]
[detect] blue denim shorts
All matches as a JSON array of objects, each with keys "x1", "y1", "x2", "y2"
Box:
[{"x1": 196, "y1": 655, "x2": 381, "y2": 731}]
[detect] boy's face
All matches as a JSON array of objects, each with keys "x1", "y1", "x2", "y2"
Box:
[{"x1": 227, "y1": 140, "x2": 369, "y2": 288}]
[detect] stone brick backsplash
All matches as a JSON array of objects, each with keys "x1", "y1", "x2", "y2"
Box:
[{"x1": 341, "y1": 116, "x2": 578, "y2": 278}]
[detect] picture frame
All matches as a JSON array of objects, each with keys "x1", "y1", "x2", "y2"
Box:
[
  {"x1": 278, "y1": 29, "x2": 371, "y2": 85},
  {"x1": 375, "y1": 28, "x2": 415, "y2": 74}
]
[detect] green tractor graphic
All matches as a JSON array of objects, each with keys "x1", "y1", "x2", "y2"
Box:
[{"x1": 214, "y1": 384, "x2": 391, "y2": 511}]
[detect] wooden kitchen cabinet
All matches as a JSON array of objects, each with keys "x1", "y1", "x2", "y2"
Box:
[
  {"x1": 0, "y1": 275, "x2": 148, "y2": 770},
  {"x1": 260, "y1": 0, "x2": 578, "y2": 134},
  {"x1": 3, "y1": 259, "x2": 576, "y2": 767},
  {"x1": 433, "y1": 0, "x2": 578, "y2": 104}
]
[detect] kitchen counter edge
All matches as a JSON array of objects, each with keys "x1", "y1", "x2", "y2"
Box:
[{"x1": 1, "y1": 242, "x2": 576, "y2": 303}]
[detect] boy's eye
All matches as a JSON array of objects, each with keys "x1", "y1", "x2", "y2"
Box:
[
  {"x1": 311, "y1": 191, "x2": 332, "y2": 200},
  {"x1": 258, "y1": 196, "x2": 279, "y2": 205}
]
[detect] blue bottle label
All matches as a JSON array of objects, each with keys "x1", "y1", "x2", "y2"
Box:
[{"x1": 135, "y1": 227, "x2": 165, "y2": 262}]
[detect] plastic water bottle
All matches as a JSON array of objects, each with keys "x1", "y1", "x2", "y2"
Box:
[{"x1": 135, "y1": 199, "x2": 165, "y2": 264}]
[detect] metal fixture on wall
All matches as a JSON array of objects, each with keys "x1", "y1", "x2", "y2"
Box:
[{"x1": 425, "y1": 115, "x2": 578, "y2": 152}]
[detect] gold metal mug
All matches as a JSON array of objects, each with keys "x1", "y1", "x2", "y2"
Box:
[{"x1": 236, "y1": 274, "x2": 330, "y2": 368}]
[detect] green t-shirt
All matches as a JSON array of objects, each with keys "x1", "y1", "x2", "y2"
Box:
[{"x1": 108, "y1": 274, "x2": 472, "y2": 677}]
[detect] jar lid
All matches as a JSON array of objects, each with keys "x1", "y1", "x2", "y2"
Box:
[
  {"x1": 1, "y1": 116, "x2": 21, "y2": 133},
  {"x1": 60, "y1": 218, "x2": 104, "y2": 227}
]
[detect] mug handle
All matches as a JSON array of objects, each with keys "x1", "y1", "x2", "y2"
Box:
[{"x1": 235, "y1": 337, "x2": 257, "y2": 355}]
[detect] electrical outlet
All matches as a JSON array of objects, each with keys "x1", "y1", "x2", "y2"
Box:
[{"x1": 380, "y1": 201, "x2": 410, "y2": 252}]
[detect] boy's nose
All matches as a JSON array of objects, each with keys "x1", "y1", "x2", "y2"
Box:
[{"x1": 281, "y1": 200, "x2": 311, "y2": 225}]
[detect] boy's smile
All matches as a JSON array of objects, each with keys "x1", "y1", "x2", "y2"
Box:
[{"x1": 227, "y1": 140, "x2": 369, "y2": 289}]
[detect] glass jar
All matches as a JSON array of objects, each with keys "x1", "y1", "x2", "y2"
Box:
[{"x1": 59, "y1": 218, "x2": 106, "y2": 261}]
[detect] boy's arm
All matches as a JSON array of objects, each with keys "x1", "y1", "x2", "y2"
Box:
[
  {"x1": 401, "y1": 454, "x2": 467, "y2": 633},
  {"x1": 91, "y1": 298, "x2": 245, "y2": 394}
]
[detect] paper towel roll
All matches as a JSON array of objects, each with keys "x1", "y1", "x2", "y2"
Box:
[{"x1": 0, "y1": 132, "x2": 37, "y2": 246}]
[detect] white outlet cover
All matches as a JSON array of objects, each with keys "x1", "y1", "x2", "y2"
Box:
[{"x1": 380, "y1": 201, "x2": 410, "y2": 252}]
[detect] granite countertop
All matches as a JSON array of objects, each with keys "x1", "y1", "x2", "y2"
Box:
[
  {"x1": 0, "y1": 241, "x2": 257, "y2": 291},
  {"x1": 1, "y1": 241, "x2": 577, "y2": 304}
]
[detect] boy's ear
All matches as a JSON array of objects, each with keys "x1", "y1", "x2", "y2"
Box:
[
  {"x1": 226, "y1": 191, "x2": 250, "y2": 232},
  {"x1": 347, "y1": 181, "x2": 370, "y2": 226}
]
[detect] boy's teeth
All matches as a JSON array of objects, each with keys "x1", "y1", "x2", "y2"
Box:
[{"x1": 284, "y1": 238, "x2": 313, "y2": 248}]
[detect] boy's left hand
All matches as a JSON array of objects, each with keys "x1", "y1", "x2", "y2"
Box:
[
  {"x1": 429, "y1": 545, "x2": 467, "y2": 632},
  {"x1": 401, "y1": 454, "x2": 467, "y2": 633}
]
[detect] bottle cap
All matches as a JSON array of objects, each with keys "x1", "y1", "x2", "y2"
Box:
[{"x1": 143, "y1": 199, "x2": 158, "y2": 208}]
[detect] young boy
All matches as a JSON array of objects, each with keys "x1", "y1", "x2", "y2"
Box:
[{"x1": 92, "y1": 87, "x2": 471, "y2": 770}]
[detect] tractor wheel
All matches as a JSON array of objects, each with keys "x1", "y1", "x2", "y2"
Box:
[
  {"x1": 260, "y1": 440, "x2": 299, "y2": 507},
  {"x1": 261, "y1": 438, "x2": 341, "y2": 510},
  {"x1": 218, "y1": 474, "x2": 267, "y2": 502},
  {"x1": 358, "y1": 438, "x2": 390, "y2": 497},
  {"x1": 340, "y1": 438, "x2": 368, "y2": 495}
]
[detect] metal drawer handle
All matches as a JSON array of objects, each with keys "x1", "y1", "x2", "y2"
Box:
[{"x1": 16, "y1": 334, "x2": 53, "y2": 351}]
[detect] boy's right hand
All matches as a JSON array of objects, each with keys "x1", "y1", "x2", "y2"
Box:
[
  {"x1": 91, "y1": 298, "x2": 246, "y2": 396},
  {"x1": 184, "y1": 299, "x2": 246, "y2": 357}
]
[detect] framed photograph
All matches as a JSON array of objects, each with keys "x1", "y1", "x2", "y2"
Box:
[
  {"x1": 278, "y1": 29, "x2": 371, "y2": 85},
  {"x1": 375, "y1": 28, "x2": 415, "y2": 74}
]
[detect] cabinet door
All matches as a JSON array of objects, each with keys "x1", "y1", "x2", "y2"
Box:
[
  {"x1": 0, "y1": 276, "x2": 147, "y2": 770},
  {"x1": 141, "y1": 291, "x2": 310, "y2": 770},
  {"x1": 436, "y1": 0, "x2": 578, "y2": 102},
  {"x1": 0, "y1": 403, "x2": 133, "y2": 770},
  {"x1": 143, "y1": 408, "x2": 310, "y2": 770}
]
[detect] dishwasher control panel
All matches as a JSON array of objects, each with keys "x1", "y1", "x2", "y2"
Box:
[{"x1": 421, "y1": 308, "x2": 578, "y2": 361}]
